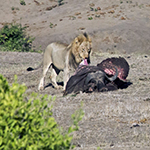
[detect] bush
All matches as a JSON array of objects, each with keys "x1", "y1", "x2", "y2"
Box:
[
  {"x1": 58, "y1": 0, "x2": 64, "y2": 6},
  {"x1": 20, "y1": 0, "x2": 26, "y2": 5},
  {"x1": 0, "y1": 75, "x2": 84, "y2": 150},
  {"x1": 0, "y1": 23, "x2": 34, "y2": 52}
]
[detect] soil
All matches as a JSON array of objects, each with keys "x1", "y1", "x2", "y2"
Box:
[{"x1": 0, "y1": 0, "x2": 150, "y2": 149}]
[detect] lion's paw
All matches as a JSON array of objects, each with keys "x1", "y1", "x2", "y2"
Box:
[
  {"x1": 38, "y1": 86, "x2": 44, "y2": 91},
  {"x1": 55, "y1": 85, "x2": 63, "y2": 89}
]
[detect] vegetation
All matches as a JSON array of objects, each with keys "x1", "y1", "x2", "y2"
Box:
[
  {"x1": 90, "y1": 7, "x2": 94, "y2": 11},
  {"x1": 0, "y1": 23, "x2": 34, "y2": 52},
  {"x1": 0, "y1": 74, "x2": 84, "y2": 150},
  {"x1": 49, "y1": 22, "x2": 54, "y2": 28},
  {"x1": 88, "y1": 17, "x2": 93, "y2": 20},
  {"x1": 120, "y1": 0, "x2": 123, "y2": 4},
  {"x1": 49, "y1": 22, "x2": 57, "y2": 28},
  {"x1": 20, "y1": 0, "x2": 26, "y2": 5},
  {"x1": 11, "y1": 7, "x2": 19, "y2": 11},
  {"x1": 58, "y1": 0, "x2": 64, "y2": 6}
]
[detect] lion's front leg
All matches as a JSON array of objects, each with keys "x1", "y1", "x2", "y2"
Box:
[
  {"x1": 63, "y1": 66, "x2": 69, "y2": 91},
  {"x1": 63, "y1": 53, "x2": 70, "y2": 90},
  {"x1": 38, "y1": 77, "x2": 45, "y2": 90}
]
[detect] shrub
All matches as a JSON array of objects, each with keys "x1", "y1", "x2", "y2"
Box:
[
  {"x1": 0, "y1": 23, "x2": 34, "y2": 52},
  {"x1": 20, "y1": 0, "x2": 26, "y2": 5},
  {"x1": 0, "y1": 75, "x2": 84, "y2": 150},
  {"x1": 58, "y1": 0, "x2": 64, "y2": 6},
  {"x1": 88, "y1": 17, "x2": 93, "y2": 20}
]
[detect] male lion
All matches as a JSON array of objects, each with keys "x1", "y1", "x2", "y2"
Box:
[{"x1": 27, "y1": 33, "x2": 92, "y2": 90}]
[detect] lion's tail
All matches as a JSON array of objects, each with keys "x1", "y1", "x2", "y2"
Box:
[{"x1": 26, "y1": 62, "x2": 42, "y2": 71}]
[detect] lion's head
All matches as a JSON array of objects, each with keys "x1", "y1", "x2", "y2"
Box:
[{"x1": 71, "y1": 33, "x2": 92, "y2": 64}]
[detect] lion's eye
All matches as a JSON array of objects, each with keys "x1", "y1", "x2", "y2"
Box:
[{"x1": 82, "y1": 49, "x2": 85, "y2": 52}]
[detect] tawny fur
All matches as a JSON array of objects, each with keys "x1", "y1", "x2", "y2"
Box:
[{"x1": 30, "y1": 33, "x2": 92, "y2": 90}]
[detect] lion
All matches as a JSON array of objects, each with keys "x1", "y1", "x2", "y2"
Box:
[{"x1": 27, "y1": 33, "x2": 92, "y2": 90}]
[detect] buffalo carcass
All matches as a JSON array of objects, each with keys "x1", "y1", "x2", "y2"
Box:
[{"x1": 64, "y1": 57, "x2": 130, "y2": 95}]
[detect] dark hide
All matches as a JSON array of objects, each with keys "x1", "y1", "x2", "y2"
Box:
[
  {"x1": 64, "y1": 65, "x2": 118, "y2": 95},
  {"x1": 64, "y1": 57, "x2": 130, "y2": 95},
  {"x1": 64, "y1": 65, "x2": 104, "y2": 95},
  {"x1": 85, "y1": 67, "x2": 118, "y2": 92}
]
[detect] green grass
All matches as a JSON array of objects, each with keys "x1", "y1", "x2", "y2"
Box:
[{"x1": 0, "y1": 23, "x2": 34, "y2": 52}]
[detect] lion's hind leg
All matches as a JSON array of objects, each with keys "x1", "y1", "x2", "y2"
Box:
[
  {"x1": 50, "y1": 66, "x2": 62, "y2": 89},
  {"x1": 38, "y1": 63, "x2": 51, "y2": 90}
]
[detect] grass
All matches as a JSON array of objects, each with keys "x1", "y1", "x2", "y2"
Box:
[{"x1": 88, "y1": 17, "x2": 93, "y2": 20}]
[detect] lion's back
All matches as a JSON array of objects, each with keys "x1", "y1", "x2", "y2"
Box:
[{"x1": 48, "y1": 42, "x2": 68, "y2": 69}]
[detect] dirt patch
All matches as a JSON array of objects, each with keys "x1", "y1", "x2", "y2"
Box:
[
  {"x1": 1, "y1": 0, "x2": 150, "y2": 149},
  {"x1": 1, "y1": 51, "x2": 150, "y2": 150}
]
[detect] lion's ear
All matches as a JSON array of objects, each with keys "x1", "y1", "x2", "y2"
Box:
[
  {"x1": 75, "y1": 37, "x2": 79, "y2": 44},
  {"x1": 83, "y1": 32, "x2": 88, "y2": 38},
  {"x1": 88, "y1": 37, "x2": 92, "y2": 43}
]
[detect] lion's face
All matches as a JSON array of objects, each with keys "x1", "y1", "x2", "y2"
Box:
[
  {"x1": 76, "y1": 41, "x2": 91, "y2": 63},
  {"x1": 72, "y1": 35, "x2": 92, "y2": 64}
]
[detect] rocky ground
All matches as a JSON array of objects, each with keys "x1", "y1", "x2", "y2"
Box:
[{"x1": 0, "y1": 0, "x2": 150, "y2": 149}]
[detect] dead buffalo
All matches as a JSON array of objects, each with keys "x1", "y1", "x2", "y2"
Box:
[{"x1": 64, "y1": 57, "x2": 130, "y2": 95}]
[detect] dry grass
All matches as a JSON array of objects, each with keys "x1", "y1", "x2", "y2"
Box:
[
  {"x1": 1, "y1": 51, "x2": 150, "y2": 149},
  {"x1": 1, "y1": 0, "x2": 150, "y2": 149}
]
